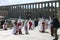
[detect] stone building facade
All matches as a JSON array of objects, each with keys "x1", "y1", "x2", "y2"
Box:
[
  {"x1": 0, "y1": 1, "x2": 60, "y2": 19},
  {"x1": 57, "y1": 7, "x2": 60, "y2": 21}
]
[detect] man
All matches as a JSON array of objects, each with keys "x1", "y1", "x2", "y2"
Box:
[
  {"x1": 34, "y1": 18, "x2": 38, "y2": 27},
  {"x1": 17, "y1": 18, "x2": 23, "y2": 34},
  {"x1": 41, "y1": 19, "x2": 45, "y2": 33},
  {"x1": 52, "y1": 15, "x2": 60, "y2": 40},
  {"x1": 29, "y1": 19, "x2": 32, "y2": 30},
  {"x1": 1, "y1": 20, "x2": 5, "y2": 28},
  {"x1": 12, "y1": 20, "x2": 18, "y2": 35},
  {"x1": 24, "y1": 20, "x2": 29, "y2": 34},
  {"x1": 38, "y1": 18, "x2": 45, "y2": 33},
  {"x1": 48, "y1": 16, "x2": 54, "y2": 36}
]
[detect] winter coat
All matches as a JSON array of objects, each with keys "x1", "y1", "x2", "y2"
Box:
[{"x1": 53, "y1": 18, "x2": 60, "y2": 28}]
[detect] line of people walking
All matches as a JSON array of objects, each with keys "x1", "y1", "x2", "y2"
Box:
[
  {"x1": 38, "y1": 15, "x2": 60, "y2": 40},
  {"x1": 12, "y1": 18, "x2": 34, "y2": 35},
  {"x1": 0, "y1": 15, "x2": 60, "y2": 40}
]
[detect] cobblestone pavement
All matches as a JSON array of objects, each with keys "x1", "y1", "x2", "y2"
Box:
[{"x1": 0, "y1": 27, "x2": 60, "y2": 40}]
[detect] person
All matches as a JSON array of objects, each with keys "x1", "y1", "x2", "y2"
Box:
[
  {"x1": 2, "y1": 20, "x2": 8, "y2": 30},
  {"x1": 38, "y1": 18, "x2": 45, "y2": 33},
  {"x1": 52, "y1": 15, "x2": 60, "y2": 40},
  {"x1": 48, "y1": 16, "x2": 54, "y2": 36},
  {"x1": 38, "y1": 19, "x2": 43, "y2": 32},
  {"x1": 34, "y1": 18, "x2": 38, "y2": 27},
  {"x1": 24, "y1": 20, "x2": 29, "y2": 34},
  {"x1": 1, "y1": 20, "x2": 5, "y2": 28},
  {"x1": 12, "y1": 20, "x2": 18, "y2": 35},
  {"x1": 41, "y1": 19, "x2": 45, "y2": 33},
  {"x1": 29, "y1": 19, "x2": 33, "y2": 30},
  {"x1": 31, "y1": 20, "x2": 34, "y2": 30},
  {"x1": 17, "y1": 18, "x2": 23, "y2": 34}
]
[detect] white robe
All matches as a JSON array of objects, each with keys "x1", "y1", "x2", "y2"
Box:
[
  {"x1": 31, "y1": 20, "x2": 34, "y2": 30},
  {"x1": 38, "y1": 21, "x2": 43, "y2": 31},
  {"x1": 24, "y1": 20, "x2": 29, "y2": 33},
  {"x1": 12, "y1": 22, "x2": 17, "y2": 34},
  {"x1": 13, "y1": 25, "x2": 16, "y2": 34},
  {"x1": 17, "y1": 20, "x2": 23, "y2": 29},
  {"x1": 3, "y1": 22, "x2": 7, "y2": 30},
  {"x1": 48, "y1": 20, "x2": 53, "y2": 29}
]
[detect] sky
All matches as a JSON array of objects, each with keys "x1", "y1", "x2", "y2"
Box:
[{"x1": 0, "y1": 0, "x2": 57, "y2": 6}]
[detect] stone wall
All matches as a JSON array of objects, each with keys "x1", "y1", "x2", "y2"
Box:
[{"x1": 57, "y1": 7, "x2": 60, "y2": 21}]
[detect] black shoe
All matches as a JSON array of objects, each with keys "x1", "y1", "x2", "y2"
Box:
[
  {"x1": 4, "y1": 28, "x2": 7, "y2": 30},
  {"x1": 26, "y1": 33, "x2": 29, "y2": 34},
  {"x1": 14, "y1": 33, "x2": 17, "y2": 35},
  {"x1": 53, "y1": 39, "x2": 56, "y2": 40},
  {"x1": 19, "y1": 31, "x2": 22, "y2": 34},
  {"x1": 19, "y1": 33, "x2": 22, "y2": 35},
  {"x1": 51, "y1": 34, "x2": 54, "y2": 36}
]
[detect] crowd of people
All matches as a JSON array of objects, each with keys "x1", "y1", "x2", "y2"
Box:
[{"x1": 0, "y1": 15, "x2": 60, "y2": 40}]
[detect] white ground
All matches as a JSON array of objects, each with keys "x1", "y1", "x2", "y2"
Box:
[{"x1": 0, "y1": 27, "x2": 60, "y2": 40}]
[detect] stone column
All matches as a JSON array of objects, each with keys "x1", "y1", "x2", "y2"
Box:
[
  {"x1": 33, "y1": 4, "x2": 34, "y2": 13},
  {"x1": 44, "y1": 3, "x2": 46, "y2": 12},
  {"x1": 38, "y1": 3, "x2": 40, "y2": 13},
  {"x1": 41, "y1": 3, "x2": 43, "y2": 12},
  {"x1": 30, "y1": 4, "x2": 31, "y2": 12},
  {"x1": 59, "y1": 1, "x2": 60, "y2": 7},
  {"x1": 25, "y1": 5, "x2": 26, "y2": 12},
  {"x1": 35, "y1": 4, "x2": 37, "y2": 13}
]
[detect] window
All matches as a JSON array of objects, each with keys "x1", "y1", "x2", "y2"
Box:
[
  {"x1": 56, "y1": 2, "x2": 59, "y2": 7},
  {"x1": 12, "y1": 6, "x2": 17, "y2": 9},
  {"x1": 15, "y1": 6, "x2": 17, "y2": 8},
  {"x1": 53, "y1": 2, "x2": 55, "y2": 7},
  {"x1": 40, "y1": 4, "x2": 41, "y2": 8},
  {"x1": 22, "y1": 6, "x2": 24, "y2": 9},
  {"x1": 46, "y1": 3, "x2": 48, "y2": 7},
  {"x1": 23, "y1": 5, "x2": 25, "y2": 9},
  {"x1": 49, "y1": 3, "x2": 51, "y2": 7},
  {"x1": 31, "y1": 4, "x2": 33, "y2": 9},
  {"x1": 34, "y1": 4, "x2": 35, "y2": 8},
  {"x1": 26, "y1": 5, "x2": 27, "y2": 9},
  {"x1": 29, "y1": 5, "x2": 30, "y2": 9},
  {"x1": 13, "y1": 6, "x2": 15, "y2": 8},
  {"x1": 43, "y1": 3, "x2": 45, "y2": 8},
  {"x1": 37, "y1": 4, "x2": 38, "y2": 9}
]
